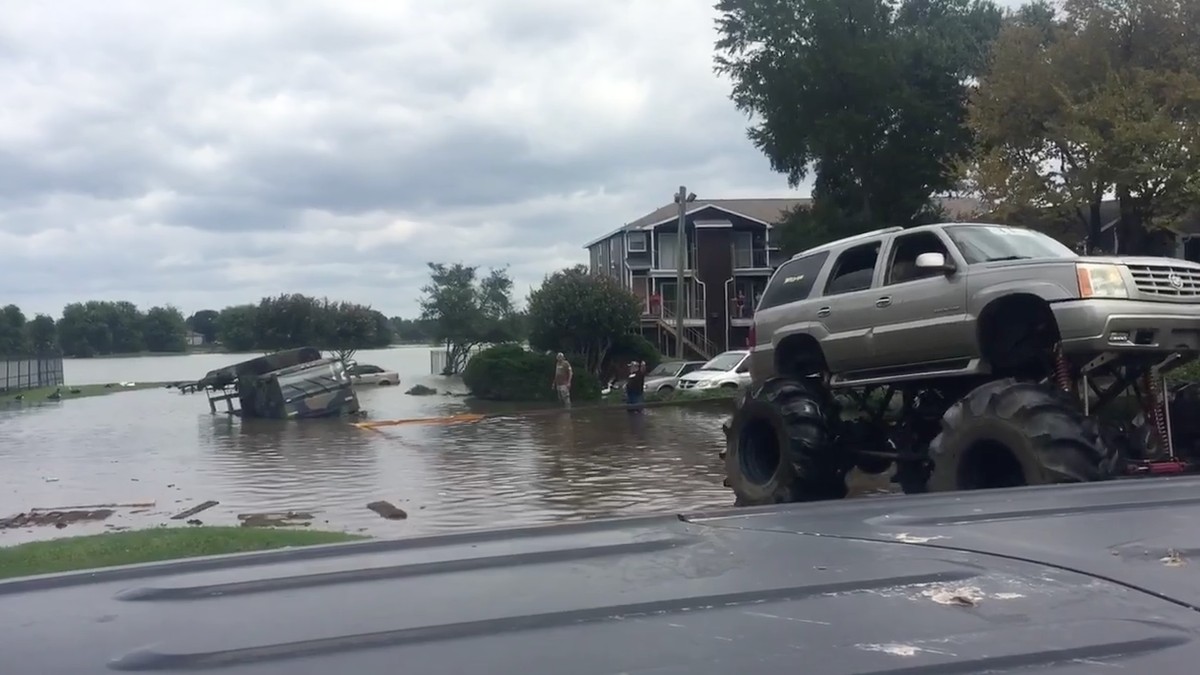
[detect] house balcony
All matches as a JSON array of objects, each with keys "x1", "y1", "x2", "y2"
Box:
[
  {"x1": 733, "y1": 247, "x2": 771, "y2": 271},
  {"x1": 651, "y1": 247, "x2": 697, "y2": 274}
]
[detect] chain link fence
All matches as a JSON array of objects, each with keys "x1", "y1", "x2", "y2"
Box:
[{"x1": 0, "y1": 356, "x2": 65, "y2": 393}]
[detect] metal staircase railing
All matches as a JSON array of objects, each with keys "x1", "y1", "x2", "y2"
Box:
[{"x1": 656, "y1": 305, "x2": 718, "y2": 360}]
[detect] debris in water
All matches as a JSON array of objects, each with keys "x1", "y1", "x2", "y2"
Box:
[
  {"x1": 1, "y1": 509, "x2": 115, "y2": 530},
  {"x1": 367, "y1": 501, "x2": 408, "y2": 520},
  {"x1": 237, "y1": 511, "x2": 315, "y2": 528},
  {"x1": 170, "y1": 500, "x2": 219, "y2": 520},
  {"x1": 1162, "y1": 549, "x2": 1187, "y2": 567},
  {"x1": 924, "y1": 586, "x2": 982, "y2": 607}
]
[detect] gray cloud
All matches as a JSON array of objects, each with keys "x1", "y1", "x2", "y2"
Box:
[{"x1": 0, "y1": 0, "x2": 804, "y2": 318}]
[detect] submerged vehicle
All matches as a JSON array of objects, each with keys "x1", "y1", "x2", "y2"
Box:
[{"x1": 194, "y1": 347, "x2": 360, "y2": 419}]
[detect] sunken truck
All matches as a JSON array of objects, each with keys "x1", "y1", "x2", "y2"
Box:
[
  {"x1": 194, "y1": 347, "x2": 360, "y2": 419},
  {"x1": 723, "y1": 222, "x2": 1200, "y2": 504}
]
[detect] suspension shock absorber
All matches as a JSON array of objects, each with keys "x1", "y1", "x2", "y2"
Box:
[
  {"x1": 1142, "y1": 371, "x2": 1173, "y2": 458},
  {"x1": 1053, "y1": 344, "x2": 1073, "y2": 393}
]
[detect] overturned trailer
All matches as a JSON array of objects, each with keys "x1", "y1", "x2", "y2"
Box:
[{"x1": 194, "y1": 347, "x2": 361, "y2": 419}]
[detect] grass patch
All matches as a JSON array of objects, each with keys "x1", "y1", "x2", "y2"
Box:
[
  {"x1": 0, "y1": 381, "x2": 172, "y2": 404},
  {"x1": 0, "y1": 526, "x2": 365, "y2": 580}
]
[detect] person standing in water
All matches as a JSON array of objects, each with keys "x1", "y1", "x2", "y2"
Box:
[
  {"x1": 625, "y1": 360, "x2": 646, "y2": 411},
  {"x1": 552, "y1": 352, "x2": 573, "y2": 409}
]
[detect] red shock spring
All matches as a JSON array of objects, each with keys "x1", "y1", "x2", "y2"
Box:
[
  {"x1": 1142, "y1": 373, "x2": 1173, "y2": 457},
  {"x1": 1053, "y1": 344, "x2": 1072, "y2": 393}
]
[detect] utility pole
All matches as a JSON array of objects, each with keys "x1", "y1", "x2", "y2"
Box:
[{"x1": 673, "y1": 186, "x2": 695, "y2": 359}]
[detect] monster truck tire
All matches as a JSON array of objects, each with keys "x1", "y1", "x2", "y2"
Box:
[
  {"x1": 724, "y1": 377, "x2": 847, "y2": 505},
  {"x1": 926, "y1": 378, "x2": 1119, "y2": 492}
]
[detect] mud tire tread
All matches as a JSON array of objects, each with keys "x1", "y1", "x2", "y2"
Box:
[
  {"x1": 927, "y1": 378, "x2": 1119, "y2": 491},
  {"x1": 724, "y1": 377, "x2": 847, "y2": 506}
]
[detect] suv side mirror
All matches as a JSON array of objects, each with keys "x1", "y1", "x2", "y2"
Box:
[{"x1": 915, "y1": 252, "x2": 955, "y2": 274}]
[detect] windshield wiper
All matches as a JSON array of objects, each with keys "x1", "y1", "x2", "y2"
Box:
[{"x1": 983, "y1": 255, "x2": 1031, "y2": 262}]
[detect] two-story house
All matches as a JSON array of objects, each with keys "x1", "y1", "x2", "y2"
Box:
[{"x1": 584, "y1": 198, "x2": 807, "y2": 360}]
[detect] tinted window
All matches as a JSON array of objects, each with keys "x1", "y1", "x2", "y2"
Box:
[
  {"x1": 758, "y1": 251, "x2": 830, "y2": 311},
  {"x1": 886, "y1": 232, "x2": 951, "y2": 285},
  {"x1": 680, "y1": 362, "x2": 703, "y2": 375},
  {"x1": 824, "y1": 241, "x2": 881, "y2": 295}
]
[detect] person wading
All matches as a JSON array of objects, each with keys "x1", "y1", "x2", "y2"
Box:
[
  {"x1": 552, "y1": 352, "x2": 573, "y2": 409},
  {"x1": 625, "y1": 360, "x2": 646, "y2": 412}
]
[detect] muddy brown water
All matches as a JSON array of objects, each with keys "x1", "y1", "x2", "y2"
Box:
[
  {"x1": 0, "y1": 347, "x2": 745, "y2": 545},
  {"x1": 1, "y1": 346, "x2": 897, "y2": 546}
]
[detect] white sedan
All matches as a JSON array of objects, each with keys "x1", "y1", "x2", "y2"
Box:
[{"x1": 346, "y1": 363, "x2": 400, "y2": 386}]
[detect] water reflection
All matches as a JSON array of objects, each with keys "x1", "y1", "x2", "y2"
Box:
[{"x1": 199, "y1": 417, "x2": 380, "y2": 517}]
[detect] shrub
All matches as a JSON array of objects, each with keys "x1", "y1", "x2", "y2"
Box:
[
  {"x1": 601, "y1": 333, "x2": 663, "y2": 383},
  {"x1": 1169, "y1": 360, "x2": 1200, "y2": 385},
  {"x1": 463, "y1": 344, "x2": 601, "y2": 402}
]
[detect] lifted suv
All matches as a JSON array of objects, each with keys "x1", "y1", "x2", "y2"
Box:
[{"x1": 723, "y1": 222, "x2": 1200, "y2": 505}]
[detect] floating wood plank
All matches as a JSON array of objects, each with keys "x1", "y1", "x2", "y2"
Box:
[{"x1": 170, "y1": 500, "x2": 219, "y2": 520}]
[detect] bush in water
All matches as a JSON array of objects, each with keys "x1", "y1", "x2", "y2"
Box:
[{"x1": 463, "y1": 344, "x2": 601, "y2": 402}]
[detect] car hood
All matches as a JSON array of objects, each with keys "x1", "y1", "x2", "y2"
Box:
[
  {"x1": 5, "y1": 478, "x2": 1200, "y2": 674},
  {"x1": 679, "y1": 370, "x2": 728, "y2": 382},
  {"x1": 642, "y1": 375, "x2": 676, "y2": 387}
]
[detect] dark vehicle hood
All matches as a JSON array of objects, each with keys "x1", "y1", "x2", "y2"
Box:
[{"x1": 5, "y1": 478, "x2": 1200, "y2": 674}]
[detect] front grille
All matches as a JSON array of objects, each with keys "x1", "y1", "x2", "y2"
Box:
[
  {"x1": 678, "y1": 379, "x2": 698, "y2": 390},
  {"x1": 1127, "y1": 263, "x2": 1200, "y2": 300}
]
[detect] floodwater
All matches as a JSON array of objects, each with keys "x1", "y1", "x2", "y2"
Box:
[{"x1": 0, "y1": 346, "x2": 735, "y2": 545}]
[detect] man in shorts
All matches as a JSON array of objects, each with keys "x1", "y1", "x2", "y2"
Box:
[{"x1": 552, "y1": 352, "x2": 573, "y2": 409}]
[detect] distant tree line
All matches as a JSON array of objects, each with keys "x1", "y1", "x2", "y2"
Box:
[{"x1": 0, "y1": 294, "x2": 394, "y2": 359}]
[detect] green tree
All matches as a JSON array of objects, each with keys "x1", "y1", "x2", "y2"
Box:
[
  {"x1": 186, "y1": 309, "x2": 220, "y2": 343},
  {"x1": 967, "y1": 0, "x2": 1200, "y2": 253},
  {"x1": 215, "y1": 305, "x2": 259, "y2": 352},
  {"x1": 419, "y1": 263, "x2": 518, "y2": 374},
  {"x1": 24, "y1": 314, "x2": 57, "y2": 354},
  {"x1": 317, "y1": 300, "x2": 391, "y2": 365},
  {"x1": 55, "y1": 301, "x2": 144, "y2": 357},
  {"x1": 390, "y1": 317, "x2": 436, "y2": 344},
  {"x1": 526, "y1": 265, "x2": 642, "y2": 376},
  {"x1": 715, "y1": 0, "x2": 1002, "y2": 245},
  {"x1": 142, "y1": 306, "x2": 188, "y2": 352},
  {"x1": 0, "y1": 305, "x2": 30, "y2": 355}
]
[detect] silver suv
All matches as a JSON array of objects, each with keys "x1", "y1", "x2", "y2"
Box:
[{"x1": 723, "y1": 222, "x2": 1200, "y2": 506}]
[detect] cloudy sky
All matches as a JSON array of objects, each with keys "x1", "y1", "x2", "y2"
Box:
[
  {"x1": 2, "y1": 0, "x2": 1026, "y2": 320},
  {"x1": 0, "y1": 0, "x2": 811, "y2": 320}
]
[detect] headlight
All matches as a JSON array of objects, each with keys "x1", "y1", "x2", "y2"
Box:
[
  {"x1": 696, "y1": 379, "x2": 717, "y2": 389},
  {"x1": 1076, "y1": 263, "x2": 1128, "y2": 298}
]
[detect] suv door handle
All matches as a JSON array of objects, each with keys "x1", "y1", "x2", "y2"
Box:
[
  {"x1": 817, "y1": 307, "x2": 831, "y2": 318},
  {"x1": 875, "y1": 297, "x2": 892, "y2": 308}
]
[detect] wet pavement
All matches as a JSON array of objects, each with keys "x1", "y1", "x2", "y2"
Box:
[{"x1": 0, "y1": 347, "x2": 737, "y2": 544}]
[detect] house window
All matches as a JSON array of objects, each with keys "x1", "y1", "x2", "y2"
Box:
[
  {"x1": 658, "y1": 232, "x2": 678, "y2": 269},
  {"x1": 627, "y1": 231, "x2": 647, "y2": 252}
]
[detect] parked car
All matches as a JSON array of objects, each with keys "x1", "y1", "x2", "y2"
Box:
[
  {"x1": 642, "y1": 360, "x2": 706, "y2": 394},
  {"x1": 676, "y1": 350, "x2": 751, "y2": 393},
  {"x1": 346, "y1": 363, "x2": 400, "y2": 386}
]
